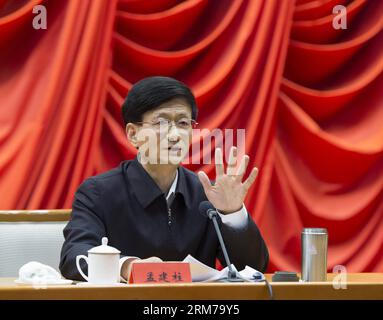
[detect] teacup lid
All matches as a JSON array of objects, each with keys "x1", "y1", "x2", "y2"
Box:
[{"x1": 88, "y1": 237, "x2": 121, "y2": 254}]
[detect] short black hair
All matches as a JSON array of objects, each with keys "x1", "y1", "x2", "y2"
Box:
[{"x1": 121, "y1": 76, "x2": 198, "y2": 126}]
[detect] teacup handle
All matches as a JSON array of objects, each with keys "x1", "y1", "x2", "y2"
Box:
[{"x1": 76, "y1": 255, "x2": 89, "y2": 281}]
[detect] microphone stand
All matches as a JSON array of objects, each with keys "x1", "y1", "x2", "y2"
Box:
[{"x1": 207, "y1": 209, "x2": 244, "y2": 282}]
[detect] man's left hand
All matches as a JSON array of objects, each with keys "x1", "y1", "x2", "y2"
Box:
[{"x1": 198, "y1": 146, "x2": 258, "y2": 214}]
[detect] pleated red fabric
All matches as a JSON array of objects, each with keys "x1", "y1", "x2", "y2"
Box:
[{"x1": 0, "y1": 0, "x2": 382, "y2": 272}]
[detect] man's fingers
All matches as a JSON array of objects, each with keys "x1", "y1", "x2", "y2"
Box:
[
  {"x1": 134, "y1": 256, "x2": 163, "y2": 264},
  {"x1": 198, "y1": 171, "x2": 212, "y2": 194},
  {"x1": 145, "y1": 257, "x2": 163, "y2": 263},
  {"x1": 215, "y1": 148, "x2": 224, "y2": 177},
  {"x1": 235, "y1": 155, "x2": 249, "y2": 181},
  {"x1": 227, "y1": 146, "x2": 237, "y2": 176},
  {"x1": 243, "y1": 167, "x2": 259, "y2": 192}
]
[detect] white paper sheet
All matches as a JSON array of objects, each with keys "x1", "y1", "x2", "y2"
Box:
[{"x1": 182, "y1": 254, "x2": 265, "y2": 282}]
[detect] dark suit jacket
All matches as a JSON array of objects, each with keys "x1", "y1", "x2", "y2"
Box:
[{"x1": 59, "y1": 157, "x2": 269, "y2": 280}]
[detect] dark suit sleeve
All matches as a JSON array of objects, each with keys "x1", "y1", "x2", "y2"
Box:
[
  {"x1": 59, "y1": 178, "x2": 107, "y2": 281},
  {"x1": 217, "y1": 214, "x2": 269, "y2": 273}
]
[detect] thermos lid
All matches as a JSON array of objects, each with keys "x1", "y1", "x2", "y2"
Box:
[
  {"x1": 88, "y1": 237, "x2": 121, "y2": 254},
  {"x1": 302, "y1": 228, "x2": 327, "y2": 234}
]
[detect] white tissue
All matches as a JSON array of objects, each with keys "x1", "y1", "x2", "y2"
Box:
[{"x1": 18, "y1": 261, "x2": 63, "y2": 284}]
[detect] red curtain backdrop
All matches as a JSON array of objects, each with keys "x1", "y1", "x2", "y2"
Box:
[{"x1": 0, "y1": 0, "x2": 382, "y2": 273}]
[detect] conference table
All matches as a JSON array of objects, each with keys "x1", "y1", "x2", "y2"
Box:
[{"x1": 0, "y1": 273, "x2": 382, "y2": 300}]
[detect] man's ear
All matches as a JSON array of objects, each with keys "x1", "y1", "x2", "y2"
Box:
[{"x1": 126, "y1": 123, "x2": 139, "y2": 149}]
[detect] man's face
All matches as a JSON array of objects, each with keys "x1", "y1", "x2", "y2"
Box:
[{"x1": 128, "y1": 97, "x2": 194, "y2": 166}]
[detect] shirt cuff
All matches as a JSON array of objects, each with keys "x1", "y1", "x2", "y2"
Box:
[
  {"x1": 119, "y1": 256, "x2": 139, "y2": 283},
  {"x1": 217, "y1": 205, "x2": 248, "y2": 229}
]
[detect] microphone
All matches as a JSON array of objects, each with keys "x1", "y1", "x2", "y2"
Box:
[{"x1": 199, "y1": 201, "x2": 243, "y2": 282}]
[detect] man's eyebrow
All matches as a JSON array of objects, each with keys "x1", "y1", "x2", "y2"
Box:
[{"x1": 153, "y1": 112, "x2": 190, "y2": 118}]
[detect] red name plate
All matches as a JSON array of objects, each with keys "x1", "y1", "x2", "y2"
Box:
[{"x1": 129, "y1": 262, "x2": 192, "y2": 284}]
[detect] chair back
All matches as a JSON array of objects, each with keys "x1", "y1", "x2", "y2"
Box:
[{"x1": 0, "y1": 210, "x2": 70, "y2": 277}]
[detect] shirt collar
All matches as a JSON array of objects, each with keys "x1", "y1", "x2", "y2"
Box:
[
  {"x1": 125, "y1": 157, "x2": 191, "y2": 209},
  {"x1": 166, "y1": 170, "x2": 178, "y2": 201}
]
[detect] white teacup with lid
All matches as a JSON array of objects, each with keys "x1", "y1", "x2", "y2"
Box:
[{"x1": 76, "y1": 237, "x2": 121, "y2": 284}]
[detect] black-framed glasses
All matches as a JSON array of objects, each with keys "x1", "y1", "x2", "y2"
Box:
[{"x1": 135, "y1": 118, "x2": 198, "y2": 130}]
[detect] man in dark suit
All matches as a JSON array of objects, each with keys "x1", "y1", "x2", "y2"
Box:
[{"x1": 59, "y1": 76, "x2": 269, "y2": 281}]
